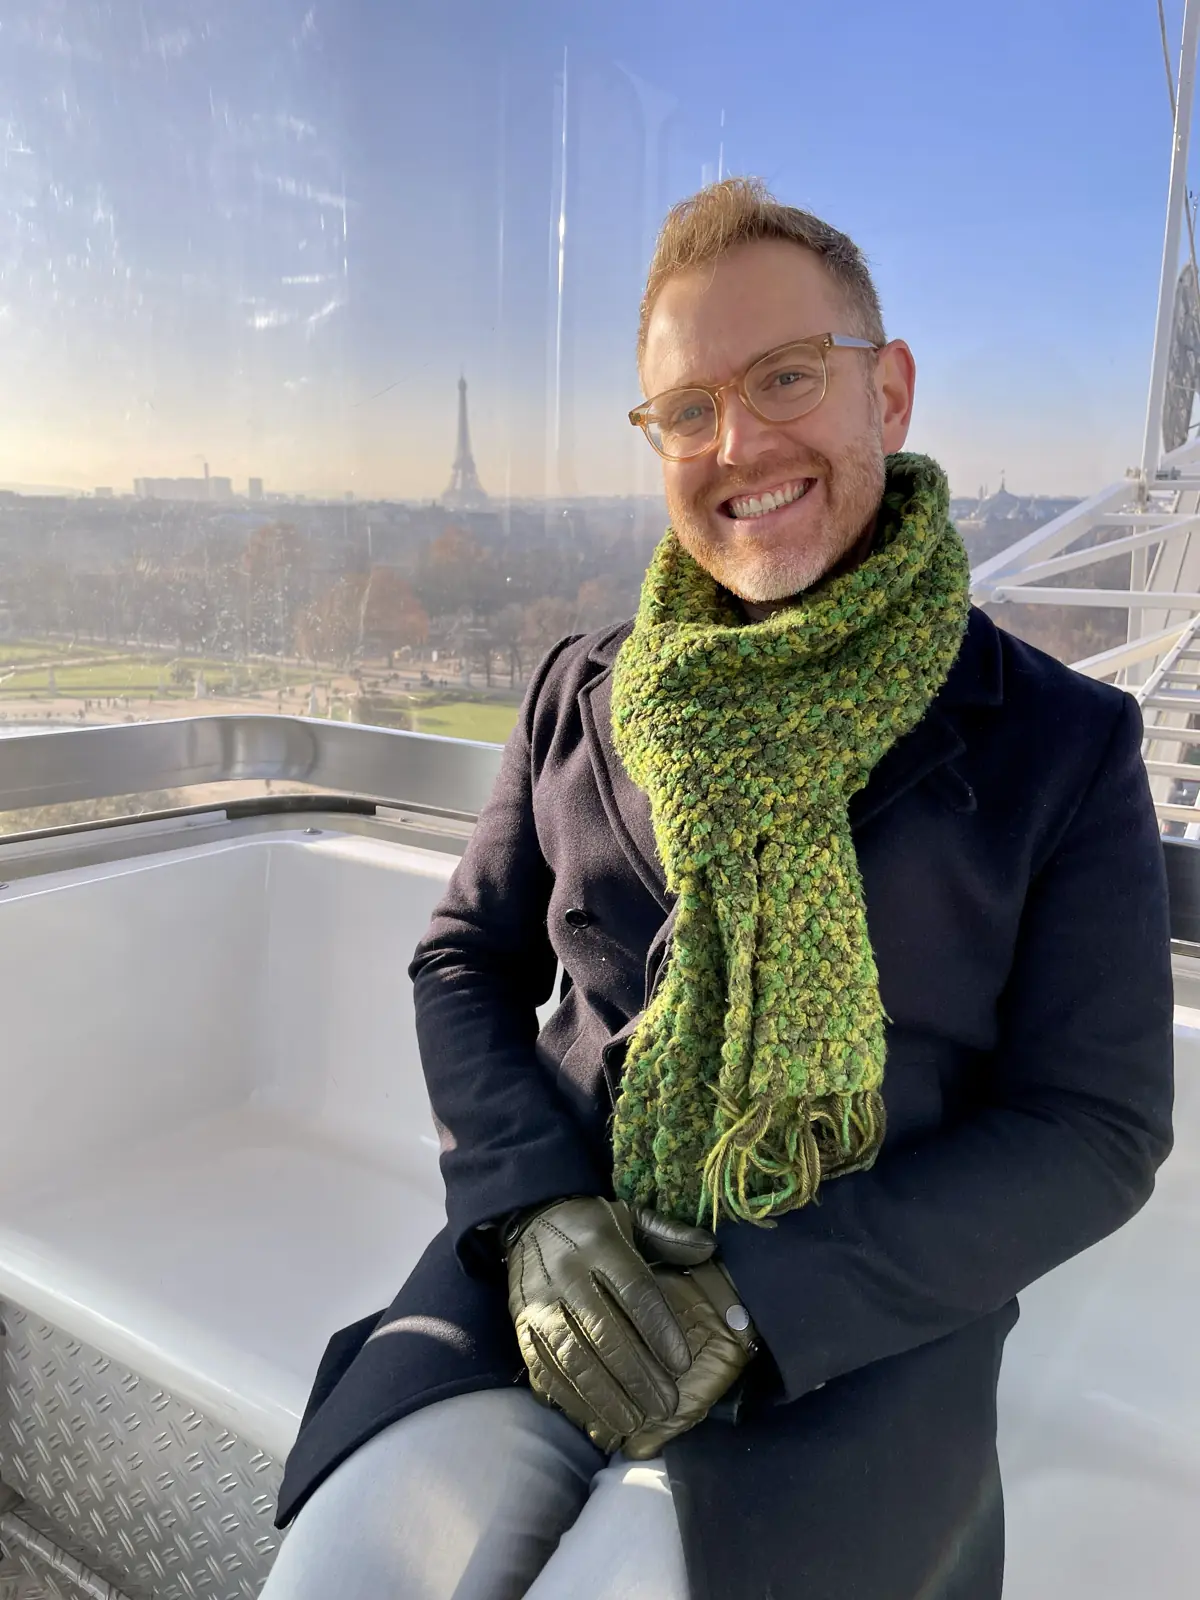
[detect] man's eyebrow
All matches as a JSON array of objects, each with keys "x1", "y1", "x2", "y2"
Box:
[{"x1": 650, "y1": 338, "x2": 816, "y2": 395}]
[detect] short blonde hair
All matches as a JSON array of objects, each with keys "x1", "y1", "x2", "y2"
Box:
[{"x1": 637, "y1": 176, "x2": 886, "y2": 370}]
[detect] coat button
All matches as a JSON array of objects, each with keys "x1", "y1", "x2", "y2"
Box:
[{"x1": 565, "y1": 907, "x2": 592, "y2": 929}]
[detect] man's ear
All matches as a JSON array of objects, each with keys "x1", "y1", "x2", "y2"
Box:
[{"x1": 876, "y1": 340, "x2": 917, "y2": 454}]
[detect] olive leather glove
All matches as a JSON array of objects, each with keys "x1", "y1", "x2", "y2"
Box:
[
  {"x1": 504, "y1": 1196, "x2": 715, "y2": 1451},
  {"x1": 620, "y1": 1259, "x2": 759, "y2": 1460}
]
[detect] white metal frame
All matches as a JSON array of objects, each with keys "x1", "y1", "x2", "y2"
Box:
[
  {"x1": 972, "y1": 0, "x2": 1200, "y2": 828},
  {"x1": 0, "y1": 713, "x2": 501, "y2": 820}
]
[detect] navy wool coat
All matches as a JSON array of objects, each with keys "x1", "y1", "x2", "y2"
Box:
[{"x1": 276, "y1": 606, "x2": 1174, "y2": 1600}]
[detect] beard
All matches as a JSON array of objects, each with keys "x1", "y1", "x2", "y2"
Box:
[{"x1": 666, "y1": 418, "x2": 887, "y2": 605}]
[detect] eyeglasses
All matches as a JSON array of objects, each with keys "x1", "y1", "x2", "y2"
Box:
[{"x1": 628, "y1": 333, "x2": 881, "y2": 461}]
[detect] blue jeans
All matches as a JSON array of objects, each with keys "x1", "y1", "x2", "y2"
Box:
[{"x1": 261, "y1": 1388, "x2": 689, "y2": 1599}]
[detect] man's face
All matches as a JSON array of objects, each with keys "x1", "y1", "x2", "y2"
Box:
[{"x1": 640, "y1": 239, "x2": 915, "y2": 608}]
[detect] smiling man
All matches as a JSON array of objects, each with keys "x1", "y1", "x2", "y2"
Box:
[
  {"x1": 265, "y1": 179, "x2": 1174, "y2": 1600},
  {"x1": 633, "y1": 229, "x2": 906, "y2": 611}
]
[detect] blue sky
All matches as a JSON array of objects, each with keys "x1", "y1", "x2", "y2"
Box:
[{"x1": 0, "y1": 0, "x2": 1191, "y2": 499}]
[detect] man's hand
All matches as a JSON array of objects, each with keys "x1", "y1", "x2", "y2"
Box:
[
  {"x1": 620, "y1": 1261, "x2": 758, "y2": 1460},
  {"x1": 505, "y1": 1197, "x2": 712, "y2": 1451}
]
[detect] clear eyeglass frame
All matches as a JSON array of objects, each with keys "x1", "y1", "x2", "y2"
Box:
[{"x1": 628, "y1": 332, "x2": 881, "y2": 461}]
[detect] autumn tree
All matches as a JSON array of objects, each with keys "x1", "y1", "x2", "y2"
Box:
[
  {"x1": 17, "y1": 561, "x2": 76, "y2": 640},
  {"x1": 414, "y1": 525, "x2": 507, "y2": 622},
  {"x1": 244, "y1": 523, "x2": 312, "y2": 656},
  {"x1": 295, "y1": 575, "x2": 368, "y2": 667},
  {"x1": 574, "y1": 576, "x2": 623, "y2": 632},
  {"x1": 489, "y1": 603, "x2": 526, "y2": 687},
  {"x1": 360, "y1": 569, "x2": 428, "y2": 661},
  {"x1": 521, "y1": 596, "x2": 577, "y2": 665}
]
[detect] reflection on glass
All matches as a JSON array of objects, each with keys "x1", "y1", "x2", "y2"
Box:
[
  {"x1": 0, "y1": 3, "x2": 711, "y2": 752},
  {"x1": 0, "y1": 1, "x2": 1150, "y2": 757}
]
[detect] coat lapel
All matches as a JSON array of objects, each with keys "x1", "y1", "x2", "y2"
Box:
[
  {"x1": 849, "y1": 710, "x2": 968, "y2": 832},
  {"x1": 579, "y1": 650, "x2": 671, "y2": 909},
  {"x1": 578, "y1": 606, "x2": 1003, "y2": 892}
]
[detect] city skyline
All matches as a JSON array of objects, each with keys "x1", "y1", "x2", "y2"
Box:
[
  {"x1": 0, "y1": 360, "x2": 1107, "y2": 509},
  {"x1": 0, "y1": 456, "x2": 1086, "y2": 509},
  {"x1": 0, "y1": 1, "x2": 1188, "y2": 503}
]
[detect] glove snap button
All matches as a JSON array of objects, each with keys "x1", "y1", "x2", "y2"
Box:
[
  {"x1": 725, "y1": 1304, "x2": 751, "y2": 1332},
  {"x1": 565, "y1": 907, "x2": 592, "y2": 929}
]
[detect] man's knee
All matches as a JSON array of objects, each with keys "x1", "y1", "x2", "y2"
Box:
[{"x1": 262, "y1": 1388, "x2": 602, "y2": 1600}]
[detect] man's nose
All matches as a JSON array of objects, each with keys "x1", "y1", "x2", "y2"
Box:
[{"x1": 715, "y1": 389, "x2": 785, "y2": 468}]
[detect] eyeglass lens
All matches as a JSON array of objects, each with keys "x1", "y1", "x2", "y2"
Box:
[{"x1": 644, "y1": 342, "x2": 827, "y2": 458}]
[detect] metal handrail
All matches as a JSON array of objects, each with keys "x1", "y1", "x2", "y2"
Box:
[
  {"x1": 5, "y1": 712, "x2": 1200, "y2": 949},
  {"x1": 0, "y1": 715, "x2": 504, "y2": 820},
  {"x1": 1136, "y1": 611, "x2": 1200, "y2": 709}
]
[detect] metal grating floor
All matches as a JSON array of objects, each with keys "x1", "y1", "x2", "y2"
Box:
[
  {"x1": 0, "y1": 1561, "x2": 84, "y2": 1600},
  {"x1": 0, "y1": 1306, "x2": 283, "y2": 1598},
  {"x1": 0, "y1": 1542, "x2": 107, "y2": 1600},
  {"x1": 0, "y1": 1497, "x2": 132, "y2": 1600}
]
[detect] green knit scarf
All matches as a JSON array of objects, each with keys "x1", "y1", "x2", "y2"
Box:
[{"x1": 609, "y1": 452, "x2": 970, "y2": 1227}]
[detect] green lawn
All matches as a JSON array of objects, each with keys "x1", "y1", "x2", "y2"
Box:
[
  {"x1": 0, "y1": 656, "x2": 316, "y2": 695},
  {"x1": 2, "y1": 657, "x2": 177, "y2": 692},
  {"x1": 410, "y1": 700, "x2": 519, "y2": 744},
  {"x1": 0, "y1": 640, "x2": 110, "y2": 666},
  {"x1": 0, "y1": 638, "x2": 523, "y2": 745}
]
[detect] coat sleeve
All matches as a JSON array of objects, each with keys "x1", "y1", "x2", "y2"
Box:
[
  {"x1": 408, "y1": 637, "x2": 606, "y2": 1267},
  {"x1": 721, "y1": 692, "x2": 1175, "y2": 1402}
]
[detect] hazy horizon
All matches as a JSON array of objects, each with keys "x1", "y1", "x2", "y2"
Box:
[{"x1": 0, "y1": 471, "x2": 1085, "y2": 505}]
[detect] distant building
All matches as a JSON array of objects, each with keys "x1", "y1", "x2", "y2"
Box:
[
  {"x1": 94, "y1": 487, "x2": 114, "y2": 499},
  {"x1": 248, "y1": 477, "x2": 264, "y2": 502},
  {"x1": 441, "y1": 375, "x2": 488, "y2": 511},
  {"x1": 954, "y1": 478, "x2": 1082, "y2": 567},
  {"x1": 134, "y1": 475, "x2": 234, "y2": 503},
  {"x1": 955, "y1": 476, "x2": 1078, "y2": 532}
]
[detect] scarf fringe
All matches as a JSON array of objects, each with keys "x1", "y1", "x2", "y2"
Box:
[{"x1": 699, "y1": 1089, "x2": 887, "y2": 1228}]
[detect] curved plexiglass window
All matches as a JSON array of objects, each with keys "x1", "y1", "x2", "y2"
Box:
[{"x1": 0, "y1": 1, "x2": 1167, "y2": 777}]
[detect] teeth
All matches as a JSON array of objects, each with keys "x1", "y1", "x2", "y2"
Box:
[{"x1": 729, "y1": 481, "x2": 809, "y2": 519}]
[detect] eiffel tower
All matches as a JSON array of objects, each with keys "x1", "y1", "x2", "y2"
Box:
[{"x1": 442, "y1": 374, "x2": 488, "y2": 509}]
